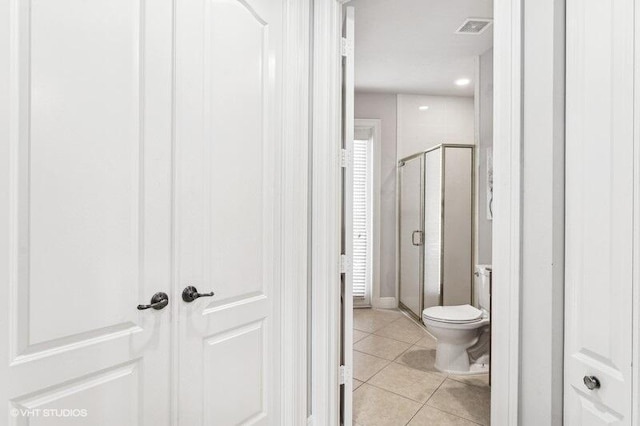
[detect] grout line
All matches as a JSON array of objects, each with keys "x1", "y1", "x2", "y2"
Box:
[
  {"x1": 418, "y1": 405, "x2": 485, "y2": 426},
  {"x1": 354, "y1": 317, "x2": 430, "y2": 345},
  {"x1": 423, "y1": 378, "x2": 488, "y2": 426},
  {"x1": 359, "y1": 331, "x2": 423, "y2": 347},
  {"x1": 353, "y1": 317, "x2": 403, "y2": 334},
  {"x1": 447, "y1": 374, "x2": 490, "y2": 389},
  {"x1": 403, "y1": 408, "x2": 421, "y2": 425},
  {"x1": 353, "y1": 349, "x2": 394, "y2": 363},
  {"x1": 354, "y1": 337, "x2": 433, "y2": 368},
  {"x1": 391, "y1": 343, "x2": 414, "y2": 362},
  {"x1": 423, "y1": 376, "x2": 448, "y2": 406},
  {"x1": 402, "y1": 379, "x2": 446, "y2": 426},
  {"x1": 361, "y1": 381, "x2": 426, "y2": 405},
  {"x1": 354, "y1": 307, "x2": 431, "y2": 333},
  {"x1": 353, "y1": 349, "x2": 392, "y2": 382},
  {"x1": 402, "y1": 377, "x2": 449, "y2": 425},
  {"x1": 399, "y1": 309, "x2": 439, "y2": 340},
  {"x1": 369, "y1": 332, "x2": 424, "y2": 346},
  {"x1": 356, "y1": 342, "x2": 447, "y2": 424},
  {"x1": 352, "y1": 330, "x2": 372, "y2": 344},
  {"x1": 393, "y1": 344, "x2": 446, "y2": 377},
  {"x1": 423, "y1": 406, "x2": 486, "y2": 426},
  {"x1": 354, "y1": 339, "x2": 443, "y2": 378}
]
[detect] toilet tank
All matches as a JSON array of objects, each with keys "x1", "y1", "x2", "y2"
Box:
[{"x1": 474, "y1": 265, "x2": 492, "y2": 314}]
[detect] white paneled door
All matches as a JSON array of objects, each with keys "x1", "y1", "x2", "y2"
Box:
[
  {"x1": 0, "y1": 0, "x2": 174, "y2": 424},
  {"x1": 174, "y1": 0, "x2": 284, "y2": 424},
  {"x1": 564, "y1": 0, "x2": 635, "y2": 423},
  {"x1": 0, "y1": 0, "x2": 299, "y2": 424}
]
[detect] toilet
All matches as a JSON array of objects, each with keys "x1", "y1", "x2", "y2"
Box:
[{"x1": 422, "y1": 265, "x2": 491, "y2": 374}]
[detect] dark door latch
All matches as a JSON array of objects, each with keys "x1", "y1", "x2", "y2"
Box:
[{"x1": 182, "y1": 286, "x2": 215, "y2": 303}]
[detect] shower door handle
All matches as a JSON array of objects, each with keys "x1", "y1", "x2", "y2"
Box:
[{"x1": 412, "y1": 230, "x2": 423, "y2": 246}]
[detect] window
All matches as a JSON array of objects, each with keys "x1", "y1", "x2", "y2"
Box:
[{"x1": 352, "y1": 134, "x2": 373, "y2": 306}]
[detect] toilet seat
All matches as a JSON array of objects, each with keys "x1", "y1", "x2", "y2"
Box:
[{"x1": 423, "y1": 304, "x2": 483, "y2": 324}]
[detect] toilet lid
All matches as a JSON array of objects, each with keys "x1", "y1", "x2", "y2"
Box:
[{"x1": 422, "y1": 304, "x2": 483, "y2": 323}]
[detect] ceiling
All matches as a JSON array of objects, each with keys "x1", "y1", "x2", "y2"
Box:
[{"x1": 350, "y1": 0, "x2": 493, "y2": 97}]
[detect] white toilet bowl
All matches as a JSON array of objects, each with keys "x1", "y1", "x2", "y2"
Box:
[{"x1": 422, "y1": 304, "x2": 490, "y2": 374}]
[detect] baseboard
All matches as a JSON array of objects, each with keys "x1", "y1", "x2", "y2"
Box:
[{"x1": 372, "y1": 297, "x2": 397, "y2": 309}]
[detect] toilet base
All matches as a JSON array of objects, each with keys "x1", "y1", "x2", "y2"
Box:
[
  {"x1": 448, "y1": 362, "x2": 490, "y2": 376},
  {"x1": 433, "y1": 340, "x2": 474, "y2": 374},
  {"x1": 433, "y1": 342, "x2": 490, "y2": 375},
  {"x1": 423, "y1": 319, "x2": 490, "y2": 375},
  {"x1": 468, "y1": 362, "x2": 490, "y2": 374}
]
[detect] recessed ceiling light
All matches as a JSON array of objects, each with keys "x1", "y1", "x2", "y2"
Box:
[
  {"x1": 418, "y1": 105, "x2": 429, "y2": 111},
  {"x1": 455, "y1": 78, "x2": 471, "y2": 86}
]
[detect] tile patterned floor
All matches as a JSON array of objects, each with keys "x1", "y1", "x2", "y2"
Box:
[{"x1": 353, "y1": 308, "x2": 490, "y2": 426}]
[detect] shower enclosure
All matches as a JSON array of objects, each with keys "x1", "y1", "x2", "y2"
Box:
[{"x1": 398, "y1": 144, "x2": 474, "y2": 320}]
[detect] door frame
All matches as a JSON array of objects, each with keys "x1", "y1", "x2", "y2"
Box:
[
  {"x1": 309, "y1": 0, "x2": 528, "y2": 425},
  {"x1": 309, "y1": 2, "x2": 348, "y2": 425},
  {"x1": 490, "y1": 0, "x2": 523, "y2": 423},
  {"x1": 277, "y1": 0, "x2": 312, "y2": 424},
  {"x1": 635, "y1": 2, "x2": 640, "y2": 421}
]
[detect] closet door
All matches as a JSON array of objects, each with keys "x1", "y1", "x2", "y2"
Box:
[
  {"x1": 0, "y1": 0, "x2": 174, "y2": 423},
  {"x1": 399, "y1": 156, "x2": 423, "y2": 318},
  {"x1": 564, "y1": 0, "x2": 634, "y2": 423},
  {"x1": 174, "y1": 0, "x2": 292, "y2": 423}
]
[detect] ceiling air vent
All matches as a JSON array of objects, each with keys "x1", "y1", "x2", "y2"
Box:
[{"x1": 455, "y1": 18, "x2": 493, "y2": 35}]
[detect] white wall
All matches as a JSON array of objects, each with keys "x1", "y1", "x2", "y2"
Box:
[
  {"x1": 396, "y1": 94, "x2": 475, "y2": 160},
  {"x1": 476, "y1": 49, "x2": 494, "y2": 266},
  {"x1": 354, "y1": 92, "x2": 397, "y2": 299}
]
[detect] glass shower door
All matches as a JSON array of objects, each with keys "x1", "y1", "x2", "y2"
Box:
[
  {"x1": 424, "y1": 148, "x2": 442, "y2": 309},
  {"x1": 399, "y1": 155, "x2": 423, "y2": 318}
]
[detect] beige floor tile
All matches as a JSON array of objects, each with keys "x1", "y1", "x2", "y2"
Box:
[
  {"x1": 376, "y1": 308, "x2": 403, "y2": 318},
  {"x1": 354, "y1": 309, "x2": 403, "y2": 333},
  {"x1": 414, "y1": 334, "x2": 438, "y2": 350},
  {"x1": 354, "y1": 329, "x2": 370, "y2": 343},
  {"x1": 368, "y1": 362, "x2": 445, "y2": 403},
  {"x1": 408, "y1": 406, "x2": 480, "y2": 426},
  {"x1": 395, "y1": 346, "x2": 444, "y2": 376},
  {"x1": 354, "y1": 378, "x2": 364, "y2": 390},
  {"x1": 374, "y1": 317, "x2": 428, "y2": 344},
  {"x1": 449, "y1": 374, "x2": 490, "y2": 389},
  {"x1": 353, "y1": 350, "x2": 391, "y2": 381},
  {"x1": 353, "y1": 383, "x2": 422, "y2": 426},
  {"x1": 427, "y1": 379, "x2": 491, "y2": 426},
  {"x1": 354, "y1": 335, "x2": 411, "y2": 360}
]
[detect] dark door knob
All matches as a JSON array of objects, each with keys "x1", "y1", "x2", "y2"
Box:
[
  {"x1": 182, "y1": 286, "x2": 215, "y2": 303},
  {"x1": 583, "y1": 375, "x2": 601, "y2": 390},
  {"x1": 137, "y1": 292, "x2": 169, "y2": 310}
]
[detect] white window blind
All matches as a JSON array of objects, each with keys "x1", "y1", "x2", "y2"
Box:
[{"x1": 352, "y1": 138, "x2": 372, "y2": 304}]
